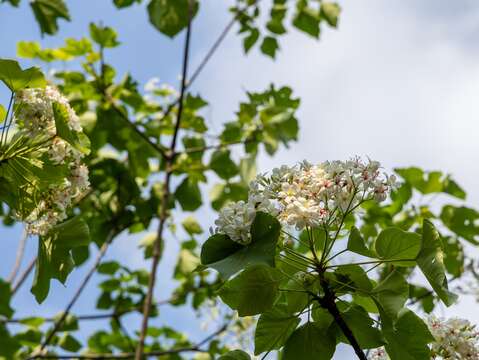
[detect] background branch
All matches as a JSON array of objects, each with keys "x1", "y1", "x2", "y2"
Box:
[
  {"x1": 134, "y1": 2, "x2": 194, "y2": 359},
  {"x1": 7, "y1": 227, "x2": 28, "y2": 283},
  {"x1": 32, "y1": 323, "x2": 227, "y2": 359}
]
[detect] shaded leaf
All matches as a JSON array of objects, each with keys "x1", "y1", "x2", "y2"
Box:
[
  {"x1": 255, "y1": 306, "x2": 300, "y2": 355},
  {"x1": 201, "y1": 212, "x2": 280, "y2": 278},
  {"x1": 416, "y1": 220, "x2": 457, "y2": 306},
  {"x1": 218, "y1": 264, "x2": 282, "y2": 316},
  {"x1": 347, "y1": 226, "x2": 376, "y2": 258},
  {"x1": 0, "y1": 58, "x2": 46, "y2": 91},
  {"x1": 371, "y1": 270, "x2": 408, "y2": 320},
  {"x1": 375, "y1": 227, "x2": 421, "y2": 266},
  {"x1": 148, "y1": 0, "x2": 199, "y2": 37},
  {"x1": 30, "y1": 0, "x2": 70, "y2": 35},
  {"x1": 175, "y1": 177, "x2": 202, "y2": 211},
  {"x1": 283, "y1": 322, "x2": 336, "y2": 360}
]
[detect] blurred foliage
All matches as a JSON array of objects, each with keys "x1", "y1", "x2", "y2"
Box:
[{"x1": 0, "y1": 1, "x2": 478, "y2": 360}]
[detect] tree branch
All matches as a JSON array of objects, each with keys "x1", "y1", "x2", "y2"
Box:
[
  {"x1": 7, "y1": 227, "x2": 28, "y2": 283},
  {"x1": 160, "y1": 14, "x2": 236, "y2": 121},
  {"x1": 134, "y1": 3, "x2": 194, "y2": 359},
  {"x1": 173, "y1": 138, "x2": 257, "y2": 157},
  {"x1": 314, "y1": 278, "x2": 367, "y2": 360},
  {"x1": 11, "y1": 255, "x2": 37, "y2": 296}
]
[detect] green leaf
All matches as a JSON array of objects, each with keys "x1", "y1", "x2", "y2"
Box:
[
  {"x1": 0, "y1": 59, "x2": 46, "y2": 91},
  {"x1": 209, "y1": 149, "x2": 239, "y2": 180},
  {"x1": 440, "y1": 205, "x2": 479, "y2": 245},
  {"x1": 347, "y1": 226, "x2": 376, "y2": 258},
  {"x1": 382, "y1": 309, "x2": 434, "y2": 360},
  {"x1": 293, "y1": 8, "x2": 320, "y2": 37},
  {"x1": 416, "y1": 220, "x2": 457, "y2": 306},
  {"x1": 320, "y1": 2, "x2": 341, "y2": 27},
  {"x1": 113, "y1": 0, "x2": 141, "y2": 8},
  {"x1": 283, "y1": 277, "x2": 310, "y2": 313},
  {"x1": 218, "y1": 350, "x2": 251, "y2": 360},
  {"x1": 89, "y1": 23, "x2": 120, "y2": 48},
  {"x1": 30, "y1": 0, "x2": 70, "y2": 35},
  {"x1": 334, "y1": 305, "x2": 385, "y2": 349},
  {"x1": 0, "y1": 104, "x2": 6, "y2": 124},
  {"x1": 210, "y1": 182, "x2": 248, "y2": 211},
  {"x1": 0, "y1": 279, "x2": 13, "y2": 318},
  {"x1": 218, "y1": 264, "x2": 282, "y2": 316},
  {"x1": 31, "y1": 217, "x2": 90, "y2": 303},
  {"x1": 243, "y1": 28, "x2": 260, "y2": 53},
  {"x1": 2, "y1": 0, "x2": 21, "y2": 6},
  {"x1": 181, "y1": 216, "x2": 203, "y2": 235},
  {"x1": 200, "y1": 234, "x2": 242, "y2": 265},
  {"x1": 395, "y1": 167, "x2": 444, "y2": 195},
  {"x1": 0, "y1": 324, "x2": 20, "y2": 358},
  {"x1": 334, "y1": 264, "x2": 373, "y2": 293},
  {"x1": 283, "y1": 322, "x2": 336, "y2": 360},
  {"x1": 58, "y1": 333, "x2": 82, "y2": 352},
  {"x1": 371, "y1": 270, "x2": 408, "y2": 320},
  {"x1": 147, "y1": 0, "x2": 199, "y2": 38},
  {"x1": 443, "y1": 178, "x2": 466, "y2": 199},
  {"x1": 175, "y1": 249, "x2": 200, "y2": 277},
  {"x1": 254, "y1": 306, "x2": 300, "y2": 355},
  {"x1": 53, "y1": 102, "x2": 91, "y2": 154},
  {"x1": 97, "y1": 261, "x2": 120, "y2": 275},
  {"x1": 239, "y1": 155, "x2": 257, "y2": 185},
  {"x1": 260, "y1": 36, "x2": 279, "y2": 58},
  {"x1": 375, "y1": 227, "x2": 421, "y2": 266},
  {"x1": 175, "y1": 177, "x2": 202, "y2": 211},
  {"x1": 201, "y1": 212, "x2": 280, "y2": 278}
]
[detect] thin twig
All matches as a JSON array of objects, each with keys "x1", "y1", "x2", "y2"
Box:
[
  {"x1": 160, "y1": 15, "x2": 236, "y2": 121},
  {"x1": 11, "y1": 255, "x2": 37, "y2": 295},
  {"x1": 7, "y1": 227, "x2": 28, "y2": 283},
  {"x1": 173, "y1": 137, "x2": 257, "y2": 157},
  {"x1": 188, "y1": 17, "x2": 236, "y2": 86},
  {"x1": 109, "y1": 103, "x2": 168, "y2": 159},
  {"x1": 33, "y1": 324, "x2": 227, "y2": 359},
  {"x1": 134, "y1": 3, "x2": 194, "y2": 359},
  {"x1": 2, "y1": 298, "x2": 172, "y2": 324}
]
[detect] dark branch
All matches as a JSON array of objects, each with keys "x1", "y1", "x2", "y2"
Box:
[
  {"x1": 135, "y1": 2, "x2": 194, "y2": 359},
  {"x1": 173, "y1": 138, "x2": 255, "y2": 157},
  {"x1": 314, "y1": 278, "x2": 367, "y2": 360}
]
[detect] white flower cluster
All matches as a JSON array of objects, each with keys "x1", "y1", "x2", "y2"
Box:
[
  {"x1": 144, "y1": 77, "x2": 178, "y2": 104},
  {"x1": 368, "y1": 317, "x2": 479, "y2": 360},
  {"x1": 428, "y1": 316, "x2": 479, "y2": 359},
  {"x1": 14, "y1": 86, "x2": 90, "y2": 235},
  {"x1": 367, "y1": 347, "x2": 388, "y2": 360},
  {"x1": 214, "y1": 157, "x2": 396, "y2": 244}
]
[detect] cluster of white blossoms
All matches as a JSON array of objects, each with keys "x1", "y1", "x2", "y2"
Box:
[
  {"x1": 368, "y1": 317, "x2": 479, "y2": 360},
  {"x1": 428, "y1": 316, "x2": 479, "y2": 359},
  {"x1": 214, "y1": 157, "x2": 396, "y2": 244},
  {"x1": 367, "y1": 347, "x2": 388, "y2": 360},
  {"x1": 14, "y1": 86, "x2": 90, "y2": 235}
]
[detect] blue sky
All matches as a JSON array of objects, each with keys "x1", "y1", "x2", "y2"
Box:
[{"x1": 2, "y1": 0, "x2": 479, "y2": 358}]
